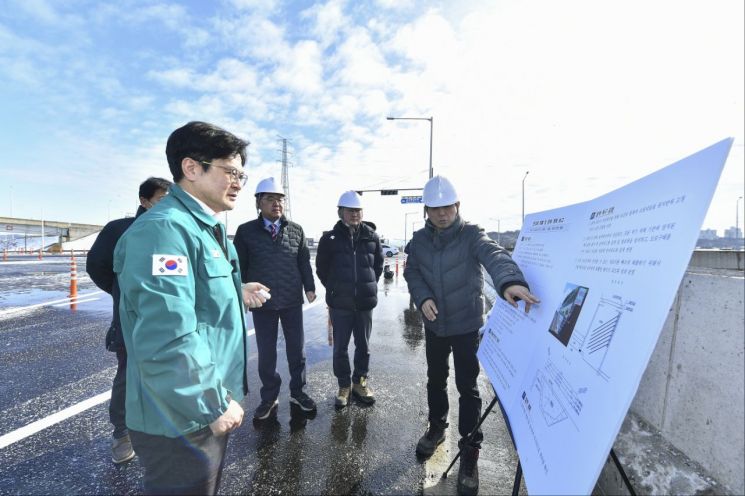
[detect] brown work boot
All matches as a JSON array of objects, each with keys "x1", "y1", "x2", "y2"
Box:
[
  {"x1": 335, "y1": 386, "x2": 351, "y2": 409},
  {"x1": 352, "y1": 377, "x2": 375, "y2": 405}
]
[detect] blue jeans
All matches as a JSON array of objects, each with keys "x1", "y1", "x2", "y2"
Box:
[
  {"x1": 425, "y1": 329, "x2": 483, "y2": 448},
  {"x1": 330, "y1": 308, "x2": 373, "y2": 387},
  {"x1": 252, "y1": 306, "x2": 307, "y2": 402},
  {"x1": 109, "y1": 349, "x2": 128, "y2": 439}
]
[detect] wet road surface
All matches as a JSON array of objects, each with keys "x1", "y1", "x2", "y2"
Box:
[{"x1": 0, "y1": 254, "x2": 525, "y2": 495}]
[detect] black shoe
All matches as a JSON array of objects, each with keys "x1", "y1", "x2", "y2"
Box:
[
  {"x1": 289, "y1": 391, "x2": 317, "y2": 412},
  {"x1": 415, "y1": 425, "x2": 446, "y2": 458},
  {"x1": 457, "y1": 445, "x2": 480, "y2": 495},
  {"x1": 253, "y1": 399, "x2": 278, "y2": 420}
]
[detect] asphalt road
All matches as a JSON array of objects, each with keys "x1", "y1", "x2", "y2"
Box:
[{"x1": 0, "y1": 254, "x2": 525, "y2": 495}]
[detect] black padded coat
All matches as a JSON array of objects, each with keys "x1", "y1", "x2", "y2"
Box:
[{"x1": 316, "y1": 221, "x2": 384, "y2": 311}]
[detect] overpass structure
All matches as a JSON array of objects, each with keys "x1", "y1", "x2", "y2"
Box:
[{"x1": 0, "y1": 216, "x2": 103, "y2": 249}]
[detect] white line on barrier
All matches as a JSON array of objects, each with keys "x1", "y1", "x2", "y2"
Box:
[
  {"x1": 0, "y1": 260, "x2": 79, "y2": 265},
  {"x1": 0, "y1": 291, "x2": 105, "y2": 316}
]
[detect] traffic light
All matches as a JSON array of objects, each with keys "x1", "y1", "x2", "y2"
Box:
[{"x1": 380, "y1": 189, "x2": 398, "y2": 195}]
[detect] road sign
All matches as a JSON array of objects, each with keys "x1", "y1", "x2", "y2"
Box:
[{"x1": 401, "y1": 196, "x2": 423, "y2": 204}]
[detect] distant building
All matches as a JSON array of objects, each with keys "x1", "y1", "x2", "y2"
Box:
[
  {"x1": 723, "y1": 227, "x2": 743, "y2": 239},
  {"x1": 699, "y1": 229, "x2": 718, "y2": 240}
]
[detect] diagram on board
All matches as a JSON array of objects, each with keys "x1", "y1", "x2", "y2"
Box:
[
  {"x1": 528, "y1": 369, "x2": 568, "y2": 427},
  {"x1": 568, "y1": 295, "x2": 635, "y2": 380}
]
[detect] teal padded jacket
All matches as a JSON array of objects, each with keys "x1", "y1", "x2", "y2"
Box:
[{"x1": 114, "y1": 184, "x2": 248, "y2": 437}]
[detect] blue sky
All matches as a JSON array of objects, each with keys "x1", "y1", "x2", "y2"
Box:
[{"x1": 1, "y1": 0, "x2": 743, "y2": 241}]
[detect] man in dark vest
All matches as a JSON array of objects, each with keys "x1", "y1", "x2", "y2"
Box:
[
  {"x1": 86, "y1": 176, "x2": 171, "y2": 464},
  {"x1": 233, "y1": 177, "x2": 317, "y2": 420},
  {"x1": 404, "y1": 175, "x2": 539, "y2": 496},
  {"x1": 316, "y1": 190, "x2": 384, "y2": 408}
]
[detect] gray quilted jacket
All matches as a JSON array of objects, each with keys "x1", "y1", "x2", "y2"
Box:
[{"x1": 404, "y1": 215, "x2": 528, "y2": 337}]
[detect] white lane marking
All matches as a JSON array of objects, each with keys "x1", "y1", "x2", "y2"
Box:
[
  {"x1": 0, "y1": 291, "x2": 105, "y2": 316},
  {"x1": 51, "y1": 297, "x2": 100, "y2": 307},
  {"x1": 0, "y1": 300, "x2": 324, "y2": 448},
  {"x1": 0, "y1": 390, "x2": 111, "y2": 449}
]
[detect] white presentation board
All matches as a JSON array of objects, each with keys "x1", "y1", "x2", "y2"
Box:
[{"x1": 477, "y1": 138, "x2": 733, "y2": 495}]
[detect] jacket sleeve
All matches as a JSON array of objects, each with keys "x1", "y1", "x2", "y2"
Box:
[
  {"x1": 297, "y1": 227, "x2": 315, "y2": 292},
  {"x1": 315, "y1": 234, "x2": 330, "y2": 288},
  {"x1": 115, "y1": 221, "x2": 229, "y2": 427},
  {"x1": 232, "y1": 226, "x2": 250, "y2": 284},
  {"x1": 86, "y1": 221, "x2": 119, "y2": 294},
  {"x1": 373, "y1": 236, "x2": 384, "y2": 281},
  {"x1": 471, "y1": 227, "x2": 529, "y2": 298},
  {"x1": 403, "y1": 237, "x2": 436, "y2": 308}
]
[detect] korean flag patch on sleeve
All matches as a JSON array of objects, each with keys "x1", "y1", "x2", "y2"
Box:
[{"x1": 152, "y1": 254, "x2": 189, "y2": 276}]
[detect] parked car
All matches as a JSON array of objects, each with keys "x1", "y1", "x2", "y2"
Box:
[{"x1": 381, "y1": 244, "x2": 399, "y2": 257}]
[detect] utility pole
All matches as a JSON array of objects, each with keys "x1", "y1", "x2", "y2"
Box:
[{"x1": 278, "y1": 136, "x2": 292, "y2": 220}]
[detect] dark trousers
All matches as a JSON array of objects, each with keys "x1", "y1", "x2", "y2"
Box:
[
  {"x1": 330, "y1": 308, "x2": 373, "y2": 387},
  {"x1": 425, "y1": 329, "x2": 483, "y2": 448},
  {"x1": 109, "y1": 349, "x2": 128, "y2": 439},
  {"x1": 253, "y1": 306, "x2": 306, "y2": 402},
  {"x1": 130, "y1": 428, "x2": 229, "y2": 495}
]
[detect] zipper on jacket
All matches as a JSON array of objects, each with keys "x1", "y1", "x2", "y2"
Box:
[{"x1": 350, "y1": 228, "x2": 358, "y2": 310}]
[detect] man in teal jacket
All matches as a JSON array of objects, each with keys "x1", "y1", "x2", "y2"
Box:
[{"x1": 114, "y1": 121, "x2": 267, "y2": 495}]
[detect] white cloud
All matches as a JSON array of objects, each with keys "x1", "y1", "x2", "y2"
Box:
[
  {"x1": 273, "y1": 40, "x2": 324, "y2": 95},
  {"x1": 301, "y1": 0, "x2": 349, "y2": 49}
]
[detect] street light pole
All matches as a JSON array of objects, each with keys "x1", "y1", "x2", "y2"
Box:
[
  {"x1": 737, "y1": 196, "x2": 743, "y2": 239},
  {"x1": 386, "y1": 116, "x2": 434, "y2": 179},
  {"x1": 522, "y1": 171, "x2": 529, "y2": 224},
  {"x1": 404, "y1": 211, "x2": 419, "y2": 247}
]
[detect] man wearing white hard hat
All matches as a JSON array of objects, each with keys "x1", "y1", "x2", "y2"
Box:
[
  {"x1": 233, "y1": 177, "x2": 317, "y2": 420},
  {"x1": 404, "y1": 175, "x2": 539, "y2": 496},
  {"x1": 316, "y1": 190, "x2": 384, "y2": 408}
]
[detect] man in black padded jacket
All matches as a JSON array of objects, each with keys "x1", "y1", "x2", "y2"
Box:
[
  {"x1": 86, "y1": 176, "x2": 171, "y2": 464},
  {"x1": 316, "y1": 190, "x2": 384, "y2": 409}
]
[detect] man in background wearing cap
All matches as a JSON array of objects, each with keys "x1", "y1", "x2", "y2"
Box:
[
  {"x1": 316, "y1": 191, "x2": 384, "y2": 408},
  {"x1": 233, "y1": 177, "x2": 317, "y2": 420},
  {"x1": 404, "y1": 175, "x2": 539, "y2": 496}
]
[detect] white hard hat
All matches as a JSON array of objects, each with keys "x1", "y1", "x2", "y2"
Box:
[
  {"x1": 338, "y1": 190, "x2": 363, "y2": 208},
  {"x1": 423, "y1": 175, "x2": 458, "y2": 207},
  {"x1": 255, "y1": 177, "x2": 284, "y2": 196}
]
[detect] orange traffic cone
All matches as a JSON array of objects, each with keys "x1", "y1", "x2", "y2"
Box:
[
  {"x1": 69, "y1": 256, "x2": 78, "y2": 311},
  {"x1": 395, "y1": 259, "x2": 399, "y2": 277}
]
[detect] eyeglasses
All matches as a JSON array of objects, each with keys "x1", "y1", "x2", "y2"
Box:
[{"x1": 201, "y1": 161, "x2": 248, "y2": 187}]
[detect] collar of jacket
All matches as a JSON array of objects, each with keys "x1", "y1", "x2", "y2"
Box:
[
  {"x1": 170, "y1": 184, "x2": 221, "y2": 228},
  {"x1": 134, "y1": 205, "x2": 147, "y2": 218},
  {"x1": 333, "y1": 220, "x2": 373, "y2": 240},
  {"x1": 425, "y1": 214, "x2": 464, "y2": 247},
  {"x1": 257, "y1": 213, "x2": 288, "y2": 229}
]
